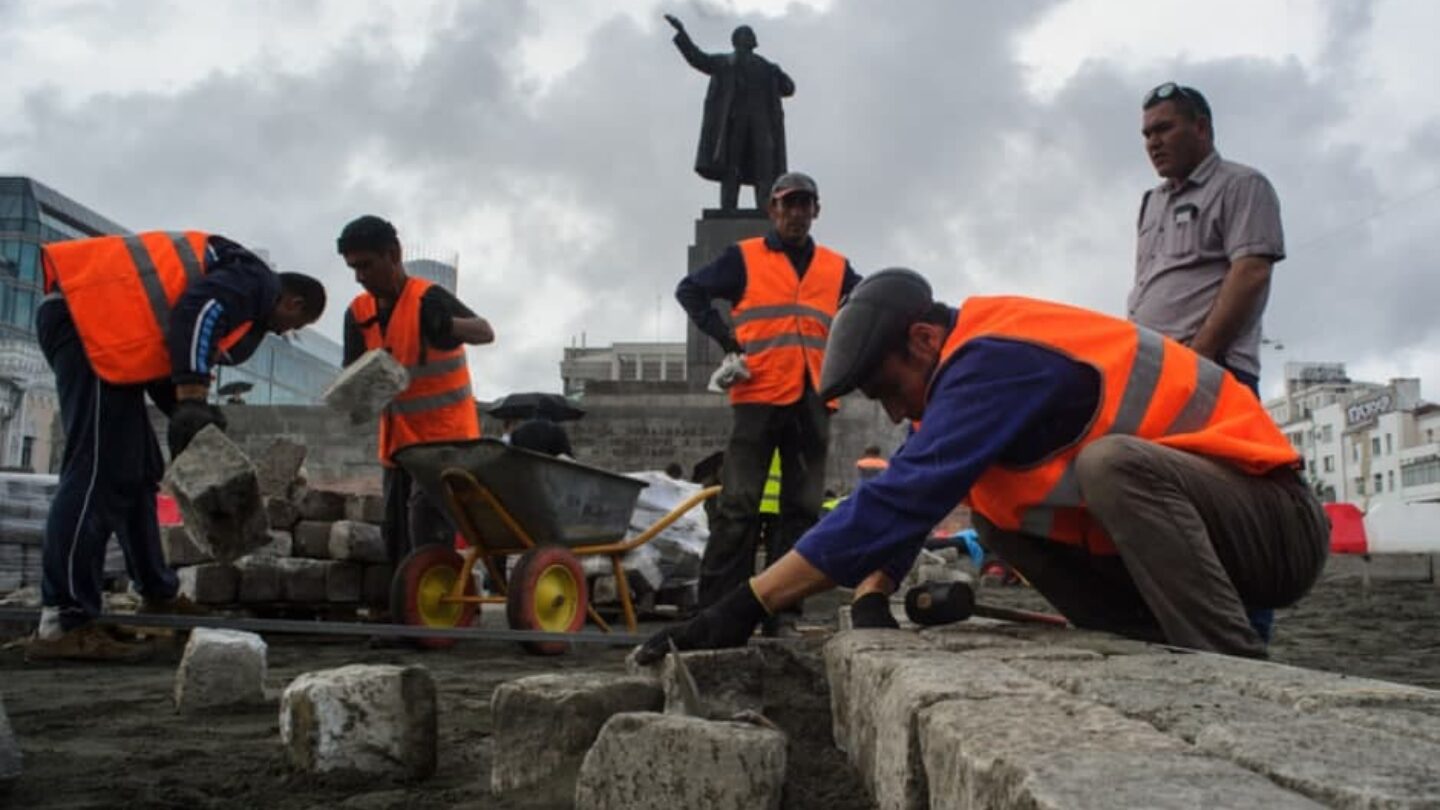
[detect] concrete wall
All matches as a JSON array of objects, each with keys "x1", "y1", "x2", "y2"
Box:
[{"x1": 171, "y1": 387, "x2": 905, "y2": 495}]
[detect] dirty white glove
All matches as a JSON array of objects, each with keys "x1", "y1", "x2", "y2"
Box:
[{"x1": 707, "y1": 352, "x2": 752, "y2": 392}]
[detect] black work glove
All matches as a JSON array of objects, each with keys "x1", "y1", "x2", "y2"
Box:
[
  {"x1": 168, "y1": 400, "x2": 228, "y2": 459},
  {"x1": 634, "y1": 582, "x2": 769, "y2": 665},
  {"x1": 849, "y1": 591, "x2": 900, "y2": 629}
]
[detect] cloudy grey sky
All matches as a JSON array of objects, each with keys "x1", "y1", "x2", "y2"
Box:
[{"x1": 2, "y1": 0, "x2": 1436, "y2": 400}]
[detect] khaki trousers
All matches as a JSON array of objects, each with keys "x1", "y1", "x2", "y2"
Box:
[{"x1": 976, "y1": 435, "x2": 1329, "y2": 658}]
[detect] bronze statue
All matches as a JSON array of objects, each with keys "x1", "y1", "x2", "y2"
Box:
[{"x1": 665, "y1": 14, "x2": 795, "y2": 211}]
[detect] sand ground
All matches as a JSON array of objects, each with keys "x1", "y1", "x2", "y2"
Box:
[{"x1": 1, "y1": 575, "x2": 1437, "y2": 808}]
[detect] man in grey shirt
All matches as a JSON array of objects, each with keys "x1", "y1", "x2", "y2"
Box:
[{"x1": 1129, "y1": 83, "x2": 1284, "y2": 394}]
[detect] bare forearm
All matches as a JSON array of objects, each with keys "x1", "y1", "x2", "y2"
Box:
[
  {"x1": 452, "y1": 316, "x2": 495, "y2": 345},
  {"x1": 751, "y1": 551, "x2": 835, "y2": 612},
  {"x1": 1189, "y1": 258, "x2": 1272, "y2": 360}
]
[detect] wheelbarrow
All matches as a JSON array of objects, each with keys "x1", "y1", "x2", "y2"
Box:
[{"x1": 392, "y1": 439, "x2": 719, "y2": 654}]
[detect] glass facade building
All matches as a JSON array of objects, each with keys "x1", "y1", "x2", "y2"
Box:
[
  {"x1": 213, "y1": 329, "x2": 343, "y2": 405},
  {"x1": 405, "y1": 257, "x2": 458, "y2": 294},
  {"x1": 1, "y1": 177, "x2": 129, "y2": 338}
]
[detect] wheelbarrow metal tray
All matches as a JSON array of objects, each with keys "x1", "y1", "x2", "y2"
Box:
[{"x1": 393, "y1": 439, "x2": 647, "y2": 550}]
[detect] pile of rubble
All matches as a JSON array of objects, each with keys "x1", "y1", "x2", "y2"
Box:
[{"x1": 163, "y1": 434, "x2": 391, "y2": 613}]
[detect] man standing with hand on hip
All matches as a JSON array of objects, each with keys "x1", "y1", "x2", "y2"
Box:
[{"x1": 675, "y1": 172, "x2": 861, "y2": 633}]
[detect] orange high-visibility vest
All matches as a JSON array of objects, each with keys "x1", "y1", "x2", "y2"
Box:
[
  {"x1": 934, "y1": 296, "x2": 1299, "y2": 555},
  {"x1": 42, "y1": 231, "x2": 254, "y2": 384},
  {"x1": 350, "y1": 278, "x2": 479, "y2": 466},
  {"x1": 728, "y1": 238, "x2": 846, "y2": 406}
]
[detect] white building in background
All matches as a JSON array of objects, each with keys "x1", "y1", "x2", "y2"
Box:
[
  {"x1": 405, "y1": 256, "x2": 457, "y2": 294},
  {"x1": 1265, "y1": 362, "x2": 1440, "y2": 506},
  {"x1": 561, "y1": 340, "x2": 687, "y2": 396}
]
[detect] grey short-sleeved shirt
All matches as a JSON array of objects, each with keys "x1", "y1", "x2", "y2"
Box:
[{"x1": 1127, "y1": 151, "x2": 1285, "y2": 377}]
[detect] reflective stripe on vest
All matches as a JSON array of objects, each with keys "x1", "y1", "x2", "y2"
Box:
[
  {"x1": 349, "y1": 277, "x2": 480, "y2": 465},
  {"x1": 932, "y1": 296, "x2": 1299, "y2": 554},
  {"x1": 40, "y1": 231, "x2": 229, "y2": 384},
  {"x1": 759, "y1": 451, "x2": 782, "y2": 515},
  {"x1": 728, "y1": 238, "x2": 845, "y2": 406}
]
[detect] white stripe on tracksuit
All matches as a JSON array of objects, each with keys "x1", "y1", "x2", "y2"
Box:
[{"x1": 64, "y1": 375, "x2": 103, "y2": 611}]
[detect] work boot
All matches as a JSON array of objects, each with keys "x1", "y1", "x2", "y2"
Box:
[
  {"x1": 760, "y1": 613, "x2": 802, "y2": 639},
  {"x1": 139, "y1": 593, "x2": 208, "y2": 616},
  {"x1": 24, "y1": 623, "x2": 154, "y2": 663}
]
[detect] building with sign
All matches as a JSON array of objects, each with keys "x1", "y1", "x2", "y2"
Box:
[{"x1": 1265, "y1": 362, "x2": 1440, "y2": 505}]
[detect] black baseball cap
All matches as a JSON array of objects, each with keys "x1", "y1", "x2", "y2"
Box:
[{"x1": 770, "y1": 172, "x2": 818, "y2": 201}]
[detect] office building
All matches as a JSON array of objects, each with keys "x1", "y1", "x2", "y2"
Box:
[
  {"x1": 405, "y1": 256, "x2": 457, "y2": 294},
  {"x1": 561, "y1": 340, "x2": 688, "y2": 397},
  {"x1": 0, "y1": 177, "x2": 128, "y2": 472}
]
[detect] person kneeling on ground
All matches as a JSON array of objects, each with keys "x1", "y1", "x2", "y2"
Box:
[{"x1": 637, "y1": 268, "x2": 1328, "y2": 664}]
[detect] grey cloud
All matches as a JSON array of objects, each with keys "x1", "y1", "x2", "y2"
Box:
[{"x1": 1, "y1": 0, "x2": 1435, "y2": 397}]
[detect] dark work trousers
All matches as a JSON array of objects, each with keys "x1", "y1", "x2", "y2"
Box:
[
  {"x1": 381, "y1": 465, "x2": 456, "y2": 564},
  {"x1": 699, "y1": 385, "x2": 829, "y2": 609},
  {"x1": 36, "y1": 298, "x2": 178, "y2": 631},
  {"x1": 976, "y1": 435, "x2": 1329, "y2": 658}
]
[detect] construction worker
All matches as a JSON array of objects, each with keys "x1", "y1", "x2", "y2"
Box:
[
  {"x1": 675, "y1": 171, "x2": 861, "y2": 627},
  {"x1": 338, "y1": 216, "x2": 494, "y2": 565},
  {"x1": 639, "y1": 269, "x2": 1328, "y2": 663},
  {"x1": 855, "y1": 444, "x2": 888, "y2": 482},
  {"x1": 28, "y1": 232, "x2": 326, "y2": 661}
]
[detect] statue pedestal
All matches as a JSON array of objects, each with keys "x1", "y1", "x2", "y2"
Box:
[{"x1": 685, "y1": 209, "x2": 770, "y2": 391}]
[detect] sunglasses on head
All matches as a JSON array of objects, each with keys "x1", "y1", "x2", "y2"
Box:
[{"x1": 1144, "y1": 82, "x2": 1211, "y2": 117}]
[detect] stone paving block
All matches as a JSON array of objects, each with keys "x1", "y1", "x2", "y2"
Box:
[
  {"x1": 256, "y1": 438, "x2": 307, "y2": 499},
  {"x1": 1053, "y1": 651, "x2": 1440, "y2": 713},
  {"x1": 322, "y1": 348, "x2": 409, "y2": 425},
  {"x1": 345, "y1": 494, "x2": 386, "y2": 524},
  {"x1": 174, "y1": 628, "x2": 267, "y2": 712},
  {"x1": 973, "y1": 623, "x2": 1158, "y2": 657},
  {"x1": 165, "y1": 425, "x2": 268, "y2": 562},
  {"x1": 574, "y1": 712, "x2": 785, "y2": 810},
  {"x1": 865, "y1": 657, "x2": 1064, "y2": 810},
  {"x1": 161, "y1": 525, "x2": 211, "y2": 566},
  {"x1": 329, "y1": 521, "x2": 387, "y2": 563},
  {"x1": 177, "y1": 563, "x2": 239, "y2": 605},
  {"x1": 247, "y1": 529, "x2": 292, "y2": 558},
  {"x1": 1319, "y1": 704, "x2": 1440, "y2": 745},
  {"x1": 1197, "y1": 716, "x2": 1440, "y2": 808},
  {"x1": 296, "y1": 489, "x2": 347, "y2": 522},
  {"x1": 277, "y1": 558, "x2": 329, "y2": 603},
  {"x1": 362, "y1": 565, "x2": 393, "y2": 608},
  {"x1": 1006, "y1": 750, "x2": 1325, "y2": 810},
  {"x1": 235, "y1": 555, "x2": 282, "y2": 604},
  {"x1": 1009, "y1": 658, "x2": 1298, "y2": 742},
  {"x1": 293, "y1": 520, "x2": 334, "y2": 559},
  {"x1": 489, "y1": 673, "x2": 663, "y2": 806},
  {"x1": 265, "y1": 497, "x2": 300, "y2": 531},
  {"x1": 919, "y1": 696, "x2": 1203, "y2": 810},
  {"x1": 325, "y1": 561, "x2": 362, "y2": 603},
  {"x1": 1, "y1": 691, "x2": 20, "y2": 787},
  {"x1": 280, "y1": 664, "x2": 436, "y2": 780},
  {"x1": 823, "y1": 630, "x2": 936, "y2": 749},
  {"x1": 661, "y1": 647, "x2": 764, "y2": 719}
]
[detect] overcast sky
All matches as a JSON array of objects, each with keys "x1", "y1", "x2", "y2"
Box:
[{"x1": 2, "y1": 0, "x2": 1436, "y2": 401}]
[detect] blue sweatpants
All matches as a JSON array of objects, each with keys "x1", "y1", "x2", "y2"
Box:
[{"x1": 36, "y1": 298, "x2": 178, "y2": 631}]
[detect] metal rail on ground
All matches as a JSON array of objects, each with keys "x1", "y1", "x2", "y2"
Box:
[{"x1": 0, "y1": 607, "x2": 651, "y2": 647}]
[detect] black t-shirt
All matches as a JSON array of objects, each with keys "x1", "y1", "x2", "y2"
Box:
[{"x1": 342, "y1": 279, "x2": 477, "y2": 366}]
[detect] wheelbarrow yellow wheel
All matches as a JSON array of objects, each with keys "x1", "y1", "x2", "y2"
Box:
[
  {"x1": 506, "y1": 545, "x2": 588, "y2": 655},
  {"x1": 390, "y1": 545, "x2": 477, "y2": 649}
]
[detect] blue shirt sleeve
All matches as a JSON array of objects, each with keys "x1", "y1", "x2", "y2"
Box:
[
  {"x1": 793, "y1": 337, "x2": 1096, "y2": 587},
  {"x1": 675, "y1": 244, "x2": 747, "y2": 354}
]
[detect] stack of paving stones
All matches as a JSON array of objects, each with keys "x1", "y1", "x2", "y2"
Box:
[
  {"x1": 825, "y1": 619, "x2": 1440, "y2": 809},
  {"x1": 163, "y1": 439, "x2": 392, "y2": 615}
]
